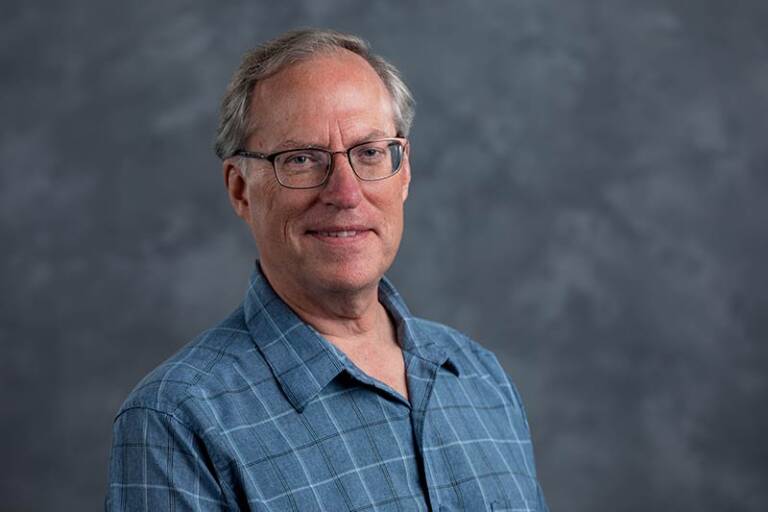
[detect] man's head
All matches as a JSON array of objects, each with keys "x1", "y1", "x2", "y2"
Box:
[
  {"x1": 217, "y1": 29, "x2": 416, "y2": 299},
  {"x1": 214, "y1": 29, "x2": 415, "y2": 161}
]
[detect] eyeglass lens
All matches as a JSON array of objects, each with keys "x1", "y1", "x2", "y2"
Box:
[{"x1": 274, "y1": 140, "x2": 403, "y2": 188}]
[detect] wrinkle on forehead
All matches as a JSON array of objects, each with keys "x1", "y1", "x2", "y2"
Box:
[
  {"x1": 274, "y1": 128, "x2": 391, "y2": 152},
  {"x1": 246, "y1": 50, "x2": 396, "y2": 151}
]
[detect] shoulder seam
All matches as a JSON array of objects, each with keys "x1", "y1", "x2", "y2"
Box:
[{"x1": 113, "y1": 403, "x2": 200, "y2": 435}]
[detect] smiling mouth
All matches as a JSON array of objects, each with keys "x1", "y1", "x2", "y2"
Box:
[
  {"x1": 314, "y1": 230, "x2": 361, "y2": 238},
  {"x1": 306, "y1": 227, "x2": 372, "y2": 241}
]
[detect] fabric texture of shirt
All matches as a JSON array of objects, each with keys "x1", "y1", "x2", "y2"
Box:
[{"x1": 106, "y1": 265, "x2": 549, "y2": 511}]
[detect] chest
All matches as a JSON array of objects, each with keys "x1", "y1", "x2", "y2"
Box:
[
  {"x1": 213, "y1": 368, "x2": 542, "y2": 511},
  {"x1": 345, "y1": 343, "x2": 409, "y2": 399}
]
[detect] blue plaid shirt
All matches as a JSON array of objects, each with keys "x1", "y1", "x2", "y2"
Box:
[{"x1": 107, "y1": 266, "x2": 548, "y2": 511}]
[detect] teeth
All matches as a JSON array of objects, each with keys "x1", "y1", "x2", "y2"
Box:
[{"x1": 318, "y1": 230, "x2": 358, "y2": 238}]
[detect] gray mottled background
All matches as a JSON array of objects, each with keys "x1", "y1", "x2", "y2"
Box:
[{"x1": 2, "y1": 0, "x2": 767, "y2": 510}]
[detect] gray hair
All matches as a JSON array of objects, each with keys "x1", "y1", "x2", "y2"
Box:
[{"x1": 214, "y1": 28, "x2": 416, "y2": 160}]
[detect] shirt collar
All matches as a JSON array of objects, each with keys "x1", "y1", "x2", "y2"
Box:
[
  {"x1": 377, "y1": 276, "x2": 461, "y2": 377},
  {"x1": 243, "y1": 263, "x2": 459, "y2": 412}
]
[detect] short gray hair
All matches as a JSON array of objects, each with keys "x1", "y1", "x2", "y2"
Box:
[{"x1": 214, "y1": 28, "x2": 416, "y2": 160}]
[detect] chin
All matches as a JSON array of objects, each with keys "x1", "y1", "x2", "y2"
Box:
[{"x1": 310, "y1": 258, "x2": 388, "y2": 293}]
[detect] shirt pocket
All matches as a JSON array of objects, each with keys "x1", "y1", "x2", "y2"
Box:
[{"x1": 491, "y1": 470, "x2": 544, "y2": 511}]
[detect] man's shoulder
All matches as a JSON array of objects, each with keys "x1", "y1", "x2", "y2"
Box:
[
  {"x1": 407, "y1": 317, "x2": 510, "y2": 380},
  {"x1": 407, "y1": 316, "x2": 529, "y2": 416},
  {"x1": 115, "y1": 305, "x2": 260, "y2": 423}
]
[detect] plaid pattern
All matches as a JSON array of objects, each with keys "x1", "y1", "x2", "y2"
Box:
[{"x1": 106, "y1": 266, "x2": 548, "y2": 511}]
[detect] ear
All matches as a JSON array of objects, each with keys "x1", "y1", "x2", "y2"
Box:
[
  {"x1": 223, "y1": 159, "x2": 250, "y2": 220},
  {"x1": 400, "y1": 143, "x2": 411, "y2": 202}
]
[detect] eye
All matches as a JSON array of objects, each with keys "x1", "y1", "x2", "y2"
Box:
[
  {"x1": 277, "y1": 149, "x2": 327, "y2": 170},
  {"x1": 354, "y1": 145, "x2": 386, "y2": 162},
  {"x1": 285, "y1": 154, "x2": 313, "y2": 165}
]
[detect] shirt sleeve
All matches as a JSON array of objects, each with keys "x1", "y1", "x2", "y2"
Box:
[
  {"x1": 505, "y1": 373, "x2": 550, "y2": 512},
  {"x1": 105, "y1": 406, "x2": 230, "y2": 511}
]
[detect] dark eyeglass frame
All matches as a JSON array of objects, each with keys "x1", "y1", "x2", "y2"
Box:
[{"x1": 234, "y1": 137, "x2": 408, "y2": 189}]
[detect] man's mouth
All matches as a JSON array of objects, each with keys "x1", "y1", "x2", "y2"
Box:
[
  {"x1": 306, "y1": 226, "x2": 372, "y2": 240},
  {"x1": 314, "y1": 230, "x2": 361, "y2": 238}
]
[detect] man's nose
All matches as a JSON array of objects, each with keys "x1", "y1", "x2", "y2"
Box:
[{"x1": 317, "y1": 152, "x2": 363, "y2": 209}]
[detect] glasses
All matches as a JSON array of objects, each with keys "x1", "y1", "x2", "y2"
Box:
[{"x1": 235, "y1": 137, "x2": 407, "y2": 189}]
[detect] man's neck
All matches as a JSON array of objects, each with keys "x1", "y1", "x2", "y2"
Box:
[
  {"x1": 260, "y1": 262, "x2": 409, "y2": 400},
  {"x1": 260, "y1": 262, "x2": 385, "y2": 342}
]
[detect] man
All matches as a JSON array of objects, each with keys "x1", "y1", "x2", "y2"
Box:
[{"x1": 106, "y1": 29, "x2": 548, "y2": 511}]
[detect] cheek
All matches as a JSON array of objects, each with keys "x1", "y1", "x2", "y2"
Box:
[
  {"x1": 245, "y1": 180, "x2": 280, "y2": 238},
  {"x1": 251, "y1": 185, "x2": 316, "y2": 242},
  {"x1": 376, "y1": 187, "x2": 406, "y2": 235}
]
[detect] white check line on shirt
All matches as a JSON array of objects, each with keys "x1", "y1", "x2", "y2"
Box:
[
  {"x1": 251, "y1": 454, "x2": 418, "y2": 505},
  {"x1": 422, "y1": 437, "x2": 531, "y2": 452},
  {"x1": 218, "y1": 387, "x2": 356, "y2": 435},
  {"x1": 109, "y1": 483, "x2": 227, "y2": 506}
]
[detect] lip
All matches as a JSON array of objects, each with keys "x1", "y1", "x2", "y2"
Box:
[{"x1": 305, "y1": 225, "x2": 373, "y2": 243}]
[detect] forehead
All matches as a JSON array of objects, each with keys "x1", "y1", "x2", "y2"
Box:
[{"x1": 248, "y1": 50, "x2": 396, "y2": 145}]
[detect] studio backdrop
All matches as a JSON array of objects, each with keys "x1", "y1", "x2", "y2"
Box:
[{"x1": 1, "y1": 1, "x2": 767, "y2": 511}]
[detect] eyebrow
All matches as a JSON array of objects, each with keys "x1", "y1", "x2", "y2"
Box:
[
  {"x1": 273, "y1": 139, "x2": 318, "y2": 151},
  {"x1": 273, "y1": 130, "x2": 393, "y2": 152}
]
